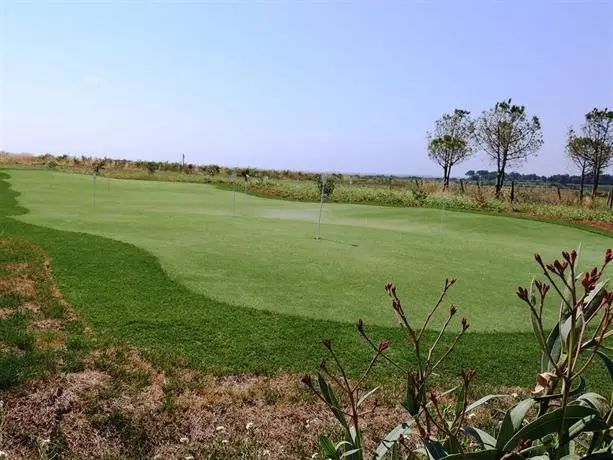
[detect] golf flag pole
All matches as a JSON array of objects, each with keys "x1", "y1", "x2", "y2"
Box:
[
  {"x1": 316, "y1": 173, "x2": 328, "y2": 240},
  {"x1": 231, "y1": 172, "x2": 237, "y2": 216},
  {"x1": 244, "y1": 174, "x2": 250, "y2": 216},
  {"x1": 92, "y1": 173, "x2": 97, "y2": 210}
]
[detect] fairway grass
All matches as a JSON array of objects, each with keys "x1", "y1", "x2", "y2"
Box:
[
  {"x1": 1, "y1": 170, "x2": 611, "y2": 390},
  {"x1": 7, "y1": 170, "x2": 612, "y2": 332}
]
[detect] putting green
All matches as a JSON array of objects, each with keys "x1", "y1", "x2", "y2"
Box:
[{"x1": 7, "y1": 170, "x2": 611, "y2": 332}]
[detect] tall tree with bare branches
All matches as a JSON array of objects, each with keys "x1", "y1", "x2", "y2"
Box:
[
  {"x1": 426, "y1": 109, "x2": 474, "y2": 189},
  {"x1": 473, "y1": 99, "x2": 543, "y2": 198}
]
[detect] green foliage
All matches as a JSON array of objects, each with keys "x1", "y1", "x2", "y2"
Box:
[
  {"x1": 317, "y1": 174, "x2": 336, "y2": 197},
  {"x1": 473, "y1": 99, "x2": 544, "y2": 196},
  {"x1": 427, "y1": 109, "x2": 474, "y2": 187},
  {"x1": 305, "y1": 249, "x2": 613, "y2": 459}
]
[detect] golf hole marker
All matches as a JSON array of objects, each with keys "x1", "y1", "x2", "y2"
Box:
[
  {"x1": 316, "y1": 173, "x2": 328, "y2": 240},
  {"x1": 231, "y1": 172, "x2": 237, "y2": 216}
]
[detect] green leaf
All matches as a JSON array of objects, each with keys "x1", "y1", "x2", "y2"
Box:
[
  {"x1": 423, "y1": 441, "x2": 447, "y2": 460},
  {"x1": 496, "y1": 398, "x2": 536, "y2": 450},
  {"x1": 503, "y1": 405, "x2": 606, "y2": 451},
  {"x1": 320, "y1": 435, "x2": 340, "y2": 459},
  {"x1": 583, "y1": 280, "x2": 608, "y2": 320},
  {"x1": 571, "y1": 392, "x2": 608, "y2": 416},
  {"x1": 318, "y1": 373, "x2": 348, "y2": 429},
  {"x1": 581, "y1": 454, "x2": 613, "y2": 460},
  {"x1": 568, "y1": 414, "x2": 609, "y2": 440},
  {"x1": 542, "y1": 323, "x2": 562, "y2": 373},
  {"x1": 444, "y1": 437, "x2": 462, "y2": 455},
  {"x1": 531, "y1": 307, "x2": 547, "y2": 356},
  {"x1": 357, "y1": 386, "x2": 379, "y2": 408},
  {"x1": 443, "y1": 450, "x2": 514, "y2": 460},
  {"x1": 462, "y1": 426, "x2": 497, "y2": 449},
  {"x1": 340, "y1": 448, "x2": 361, "y2": 458},
  {"x1": 373, "y1": 422, "x2": 413, "y2": 460},
  {"x1": 560, "y1": 312, "x2": 585, "y2": 356},
  {"x1": 465, "y1": 394, "x2": 504, "y2": 413},
  {"x1": 335, "y1": 440, "x2": 352, "y2": 451},
  {"x1": 595, "y1": 350, "x2": 613, "y2": 381},
  {"x1": 402, "y1": 373, "x2": 420, "y2": 416}
]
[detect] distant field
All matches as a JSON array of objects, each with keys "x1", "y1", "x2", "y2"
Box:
[{"x1": 6, "y1": 170, "x2": 611, "y2": 332}]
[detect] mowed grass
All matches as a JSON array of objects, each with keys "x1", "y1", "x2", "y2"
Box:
[
  {"x1": 7, "y1": 170, "x2": 612, "y2": 332},
  {"x1": 0, "y1": 170, "x2": 611, "y2": 391}
]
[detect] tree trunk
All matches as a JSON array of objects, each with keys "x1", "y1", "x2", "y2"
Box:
[
  {"x1": 495, "y1": 155, "x2": 507, "y2": 199},
  {"x1": 510, "y1": 181, "x2": 515, "y2": 202},
  {"x1": 579, "y1": 163, "x2": 585, "y2": 202},
  {"x1": 592, "y1": 165, "x2": 601, "y2": 197},
  {"x1": 442, "y1": 164, "x2": 449, "y2": 190}
]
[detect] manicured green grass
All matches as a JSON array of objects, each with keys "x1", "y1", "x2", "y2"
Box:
[
  {"x1": 0, "y1": 170, "x2": 610, "y2": 391},
  {"x1": 7, "y1": 170, "x2": 612, "y2": 332}
]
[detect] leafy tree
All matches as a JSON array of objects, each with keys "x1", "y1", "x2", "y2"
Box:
[
  {"x1": 146, "y1": 162, "x2": 157, "y2": 175},
  {"x1": 565, "y1": 130, "x2": 592, "y2": 201},
  {"x1": 426, "y1": 109, "x2": 474, "y2": 189},
  {"x1": 473, "y1": 99, "x2": 543, "y2": 198},
  {"x1": 569, "y1": 108, "x2": 613, "y2": 196}
]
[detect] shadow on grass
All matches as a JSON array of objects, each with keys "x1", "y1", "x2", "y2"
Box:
[{"x1": 0, "y1": 170, "x2": 609, "y2": 391}]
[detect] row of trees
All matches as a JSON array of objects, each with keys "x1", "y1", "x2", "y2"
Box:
[
  {"x1": 427, "y1": 101, "x2": 613, "y2": 198},
  {"x1": 464, "y1": 170, "x2": 613, "y2": 187}
]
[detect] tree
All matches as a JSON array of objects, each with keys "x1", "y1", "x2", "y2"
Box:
[
  {"x1": 565, "y1": 129, "x2": 592, "y2": 201},
  {"x1": 426, "y1": 109, "x2": 474, "y2": 189},
  {"x1": 473, "y1": 99, "x2": 543, "y2": 198},
  {"x1": 570, "y1": 108, "x2": 613, "y2": 196}
]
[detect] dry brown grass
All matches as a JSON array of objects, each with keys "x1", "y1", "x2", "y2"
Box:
[{"x1": 0, "y1": 278, "x2": 36, "y2": 298}]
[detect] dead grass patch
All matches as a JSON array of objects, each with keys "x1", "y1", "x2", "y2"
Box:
[
  {"x1": 18, "y1": 302, "x2": 40, "y2": 314},
  {"x1": 0, "y1": 278, "x2": 36, "y2": 297},
  {"x1": 30, "y1": 318, "x2": 63, "y2": 331}
]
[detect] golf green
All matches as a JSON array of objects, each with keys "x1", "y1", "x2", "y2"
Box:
[{"x1": 6, "y1": 170, "x2": 611, "y2": 333}]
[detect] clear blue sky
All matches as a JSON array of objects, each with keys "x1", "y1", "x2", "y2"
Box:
[{"x1": 1, "y1": 0, "x2": 611, "y2": 176}]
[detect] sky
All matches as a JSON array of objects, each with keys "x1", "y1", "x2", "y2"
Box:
[{"x1": 1, "y1": 0, "x2": 612, "y2": 177}]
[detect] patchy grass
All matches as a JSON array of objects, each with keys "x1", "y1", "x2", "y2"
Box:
[{"x1": 0, "y1": 237, "x2": 90, "y2": 390}]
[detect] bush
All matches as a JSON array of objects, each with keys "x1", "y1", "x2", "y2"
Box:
[
  {"x1": 316, "y1": 175, "x2": 336, "y2": 197},
  {"x1": 303, "y1": 248, "x2": 613, "y2": 459}
]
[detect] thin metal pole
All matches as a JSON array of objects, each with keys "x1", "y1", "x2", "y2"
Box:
[
  {"x1": 233, "y1": 182, "x2": 237, "y2": 216},
  {"x1": 92, "y1": 174, "x2": 97, "y2": 210},
  {"x1": 244, "y1": 180, "x2": 248, "y2": 215},
  {"x1": 316, "y1": 187, "x2": 325, "y2": 239}
]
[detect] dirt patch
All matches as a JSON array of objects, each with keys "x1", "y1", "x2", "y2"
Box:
[
  {"x1": 30, "y1": 318, "x2": 63, "y2": 331},
  {"x1": 518, "y1": 213, "x2": 613, "y2": 234},
  {"x1": 0, "y1": 308, "x2": 14, "y2": 319},
  {"x1": 5, "y1": 262, "x2": 30, "y2": 273},
  {"x1": 0, "y1": 341, "x2": 25, "y2": 356},
  {"x1": 18, "y1": 302, "x2": 40, "y2": 314},
  {"x1": 0, "y1": 278, "x2": 36, "y2": 297}
]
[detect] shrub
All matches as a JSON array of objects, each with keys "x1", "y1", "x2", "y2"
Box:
[
  {"x1": 303, "y1": 248, "x2": 613, "y2": 459},
  {"x1": 317, "y1": 175, "x2": 336, "y2": 197}
]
